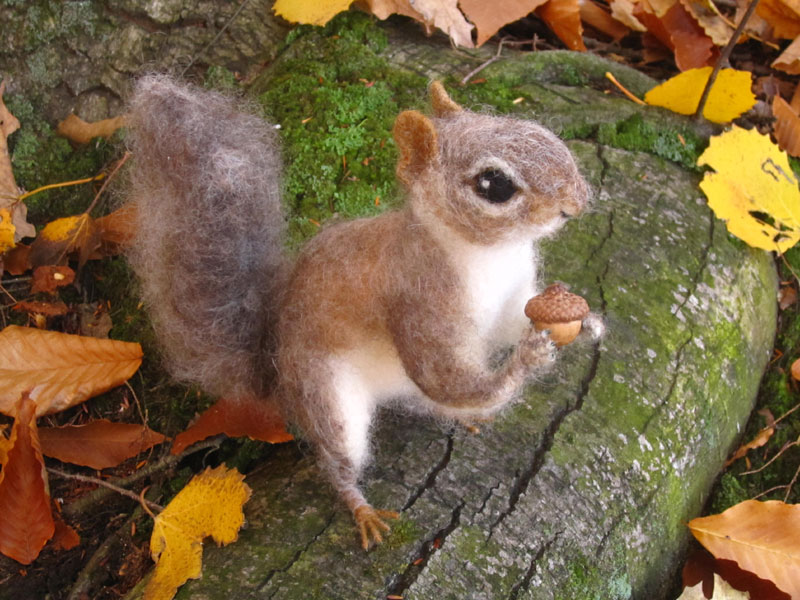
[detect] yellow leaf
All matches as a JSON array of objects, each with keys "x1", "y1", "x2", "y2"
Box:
[
  {"x1": 145, "y1": 465, "x2": 251, "y2": 600},
  {"x1": 30, "y1": 213, "x2": 100, "y2": 268},
  {"x1": 697, "y1": 126, "x2": 800, "y2": 252},
  {"x1": 644, "y1": 67, "x2": 756, "y2": 124},
  {"x1": 0, "y1": 208, "x2": 15, "y2": 254},
  {"x1": 273, "y1": 0, "x2": 355, "y2": 26},
  {"x1": 0, "y1": 325, "x2": 143, "y2": 417},
  {"x1": 688, "y1": 500, "x2": 800, "y2": 599}
]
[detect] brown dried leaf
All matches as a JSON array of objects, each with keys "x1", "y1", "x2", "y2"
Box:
[
  {"x1": 30, "y1": 265, "x2": 75, "y2": 294},
  {"x1": 12, "y1": 301, "x2": 70, "y2": 317},
  {"x1": 688, "y1": 500, "x2": 800, "y2": 599},
  {"x1": 459, "y1": 0, "x2": 549, "y2": 45},
  {"x1": 538, "y1": 0, "x2": 586, "y2": 50},
  {"x1": 29, "y1": 213, "x2": 100, "y2": 268},
  {"x1": 779, "y1": 284, "x2": 798, "y2": 309},
  {"x1": 791, "y1": 357, "x2": 800, "y2": 381},
  {"x1": 680, "y1": 0, "x2": 733, "y2": 46},
  {"x1": 609, "y1": 0, "x2": 647, "y2": 31},
  {"x1": 413, "y1": 0, "x2": 474, "y2": 47},
  {"x1": 0, "y1": 325, "x2": 142, "y2": 417},
  {"x1": 77, "y1": 302, "x2": 113, "y2": 339},
  {"x1": 94, "y1": 202, "x2": 138, "y2": 256},
  {"x1": 773, "y1": 36, "x2": 800, "y2": 75},
  {"x1": 56, "y1": 113, "x2": 126, "y2": 145},
  {"x1": 171, "y1": 396, "x2": 292, "y2": 455},
  {"x1": 3, "y1": 243, "x2": 30, "y2": 275},
  {"x1": 756, "y1": 0, "x2": 800, "y2": 39},
  {"x1": 580, "y1": 0, "x2": 630, "y2": 40},
  {"x1": 364, "y1": 0, "x2": 425, "y2": 21},
  {"x1": 772, "y1": 95, "x2": 800, "y2": 157},
  {"x1": 635, "y1": 1, "x2": 716, "y2": 70},
  {"x1": 0, "y1": 81, "x2": 20, "y2": 201},
  {"x1": 51, "y1": 515, "x2": 80, "y2": 551},
  {"x1": 39, "y1": 419, "x2": 166, "y2": 470},
  {"x1": 724, "y1": 425, "x2": 774, "y2": 467},
  {"x1": 0, "y1": 393, "x2": 55, "y2": 564}
]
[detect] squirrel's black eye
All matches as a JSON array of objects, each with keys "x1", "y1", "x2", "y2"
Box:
[{"x1": 474, "y1": 169, "x2": 517, "y2": 204}]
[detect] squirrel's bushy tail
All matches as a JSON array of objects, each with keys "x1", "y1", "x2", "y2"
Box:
[{"x1": 126, "y1": 75, "x2": 287, "y2": 399}]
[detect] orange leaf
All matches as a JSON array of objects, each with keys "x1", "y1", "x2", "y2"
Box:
[
  {"x1": 3, "y1": 243, "x2": 31, "y2": 275},
  {"x1": 538, "y1": 0, "x2": 586, "y2": 51},
  {"x1": 171, "y1": 396, "x2": 292, "y2": 455},
  {"x1": 688, "y1": 500, "x2": 800, "y2": 599},
  {"x1": 30, "y1": 265, "x2": 75, "y2": 294},
  {"x1": 0, "y1": 325, "x2": 143, "y2": 417},
  {"x1": 0, "y1": 393, "x2": 55, "y2": 564},
  {"x1": 39, "y1": 419, "x2": 166, "y2": 470},
  {"x1": 56, "y1": 114, "x2": 126, "y2": 145},
  {"x1": 791, "y1": 357, "x2": 800, "y2": 381},
  {"x1": 724, "y1": 426, "x2": 774, "y2": 467},
  {"x1": 756, "y1": 0, "x2": 800, "y2": 39},
  {"x1": 580, "y1": 0, "x2": 630, "y2": 41},
  {"x1": 29, "y1": 213, "x2": 101, "y2": 268},
  {"x1": 51, "y1": 517, "x2": 80, "y2": 551},
  {"x1": 772, "y1": 95, "x2": 800, "y2": 158},
  {"x1": 773, "y1": 36, "x2": 800, "y2": 75},
  {"x1": 94, "y1": 202, "x2": 138, "y2": 256},
  {"x1": 635, "y1": 1, "x2": 716, "y2": 70},
  {"x1": 459, "y1": 0, "x2": 550, "y2": 46},
  {"x1": 682, "y1": 548, "x2": 790, "y2": 600}
]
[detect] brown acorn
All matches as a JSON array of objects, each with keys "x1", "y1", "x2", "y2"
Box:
[{"x1": 524, "y1": 283, "x2": 590, "y2": 347}]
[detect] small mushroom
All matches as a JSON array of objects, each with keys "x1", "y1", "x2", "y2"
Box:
[{"x1": 524, "y1": 283, "x2": 590, "y2": 347}]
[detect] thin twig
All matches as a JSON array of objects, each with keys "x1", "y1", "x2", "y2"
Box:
[
  {"x1": 694, "y1": 0, "x2": 761, "y2": 121},
  {"x1": 751, "y1": 483, "x2": 789, "y2": 500},
  {"x1": 741, "y1": 440, "x2": 799, "y2": 475},
  {"x1": 783, "y1": 461, "x2": 800, "y2": 502},
  {"x1": 773, "y1": 400, "x2": 800, "y2": 426},
  {"x1": 461, "y1": 39, "x2": 508, "y2": 85},
  {"x1": 61, "y1": 437, "x2": 223, "y2": 517},
  {"x1": 48, "y1": 466, "x2": 164, "y2": 513},
  {"x1": 605, "y1": 72, "x2": 646, "y2": 105},
  {"x1": 84, "y1": 151, "x2": 130, "y2": 216},
  {"x1": 16, "y1": 174, "x2": 105, "y2": 203},
  {"x1": 180, "y1": 0, "x2": 251, "y2": 77}
]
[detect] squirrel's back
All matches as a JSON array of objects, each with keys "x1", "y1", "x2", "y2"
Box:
[{"x1": 126, "y1": 76, "x2": 288, "y2": 399}]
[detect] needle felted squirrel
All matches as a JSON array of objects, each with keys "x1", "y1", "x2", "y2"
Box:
[{"x1": 126, "y1": 75, "x2": 602, "y2": 549}]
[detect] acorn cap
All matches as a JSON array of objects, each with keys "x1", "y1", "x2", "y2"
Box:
[{"x1": 525, "y1": 283, "x2": 590, "y2": 323}]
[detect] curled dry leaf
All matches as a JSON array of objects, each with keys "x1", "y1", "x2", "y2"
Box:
[
  {"x1": 30, "y1": 265, "x2": 76, "y2": 294},
  {"x1": 39, "y1": 419, "x2": 167, "y2": 470},
  {"x1": 724, "y1": 425, "x2": 774, "y2": 467},
  {"x1": 688, "y1": 500, "x2": 800, "y2": 599},
  {"x1": 145, "y1": 465, "x2": 251, "y2": 600},
  {"x1": 756, "y1": 0, "x2": 800, "y2": 39},
  {"x1": 772, "y1": 35, "x2": 800, "y2": 75},
  {"x1": 779, "y1": 284, "x2": 798, "y2": 310},
  {"x1": 0, "y1": 325, "x2": 142, "y2": 417},
  {"x1": 580, "y1": 0, "x2": 630, "y2": 41},
  {"x1": 0, "y1": 393, "x2": 55, "y2": 565},
  {"x1": 680, "y1": 0, "x2": 733, "y2": 47},
  {"x1": 538, "y1": 0, "x2": 586, "y2": 50},
  {"x1": 0, "y1": 82, "x2": 34, "y2": 245},
  {"x1": 609, "y1": 0, "x2": 647, "y2": 31},
  {"x1": 56, "y1": 113, "x2": 126, "y2": 145},
  {"x1": 171, "y1": 396, "x2": 292, "y2": 455},
  {"x1": 772, "y1": 95, "x2": 800, "y2": 157}
]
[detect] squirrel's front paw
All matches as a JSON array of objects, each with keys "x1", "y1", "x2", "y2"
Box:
[
  {"x1": 353, "y1": 504, "x2": 399, "y2": 550},
  {"x1": 518, "y1": 328, "x2": 557, "y2": 369}
]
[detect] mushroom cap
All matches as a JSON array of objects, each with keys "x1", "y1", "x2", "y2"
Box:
[{"x1": 525, "y1": 283, "x2": 590, "y2": 323}]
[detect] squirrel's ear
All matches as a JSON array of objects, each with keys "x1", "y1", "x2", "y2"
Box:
[
  {"x1": 430, "y1": 81, "x2": 462, "y2": 117},
  {"x1": 393, "y1": 110, "x2": 438, "y2": 184}
]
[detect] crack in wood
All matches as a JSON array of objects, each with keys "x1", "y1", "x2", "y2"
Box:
[
  {"x1": 507, "y1": 534, "x2": 561, "y2": 600},
  {"x1": 400, "y1": 433, "x2": 454, "y2": 512}
]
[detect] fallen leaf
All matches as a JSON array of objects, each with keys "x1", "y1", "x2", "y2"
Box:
[
  {"x1": 171, "y1": 396, "x2": 292, "y2": 455},
  {"x1": 696, "y1": 126, "x2": 800, "y2": 252},
  {"x1": 772, "y1": 95, "x2": 800, "y2": 157},
  {"x1": 29, "y1": 213, "x2": 101, "y2": 268},
  {"x1": 756, "y1": 0, "x2": 800, "y2": 39},
  {"x1": 0, "y1": 82, "x2": 34, "y2": 244},
  {"x1": 609, "y1": 0, "x2": 647, "y2": 31},
  {"x1": 791, "y1": 357, "x2": 800, "y2": 381},
  {"x1": 678, "y1": 574, "x2": 753, "y2": 599},
  {"x1": 0, "y1": 393, "x2": 55, "y2": 564},
  {"x1": 56, "y1": 113, "x2": 126, "y2": 145},
  {"x1": 0, "y1": 208, "x2": 14, "y2": 254},
  {"x1": 145, "y1": 465, "x2": 251, "y2": 600},
  {"x1": 95, "y1": 202, "x2": 138, "y2": 255},
  {"x1": 683, "y1": 547, "x2": 791, "y2": 600},
  {"x1": 30, "y1": 265, "x2": 75, "y2": 294},
  {"x1": 538, "y1": 0, "x2": 586, "y2": 50},
  {"x1": 459, "y1": 0, "x2": 550, "y2": 46},
  {"x1": 39, "y1": 419, "x2": 166, "y2": 470},
  {"x1": 364, "y1": 0, "x2": 426, "y2": 22},
  {"x1": 579, "y1": 0, "x2": 630, "y2": 41},
  {"x1": 51, "y1": 516, "x2": 80, "y2": 551},
  {"x1": 0, "y1": 325, "x2": 143, "y2": 417},
  {"x1": 636, "y1": 1, "x2": 716, "y2": 70},
  {"x1": 77, "y1": 302, "x2": 113, "y2": 338},
  {"x1": 645, "y1": 67, "x2": 756, "y2": 123},
  {"x1": 272, "y1": 0, "x2": 355, "y2": 26},
  {"x1": 2, "y1": 243, "x2": 30, "y2": 275},
  {"x1": 12, "y1": 301, "x2": 70, "y2": 317},
  {"x1": 779, "y1": 284, "x2": 798, "y2": 309},
  {"x1": 688, "y1": 500, "x2": 800, "y2": 599},
  {"x1": 772, "y1": 35, "x2": 800, "y2": 75},
  {"x1": 680, "y1": 0, "x2": 733, "y2": 46},
  {"x1": 725, "y1": 426, "x2": 774, "y2": 467},
  {"x1": 405, "y1": 0, "x2": 474, "y2": 47}
]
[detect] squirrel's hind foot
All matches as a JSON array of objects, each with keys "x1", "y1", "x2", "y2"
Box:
[{"x1": 354, "y1": 504, "x2": 399, "y2": 550}]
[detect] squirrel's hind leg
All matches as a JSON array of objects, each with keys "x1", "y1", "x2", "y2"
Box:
[{"x1": 289, "y1": 359, "x2": 399, "y2": 549}]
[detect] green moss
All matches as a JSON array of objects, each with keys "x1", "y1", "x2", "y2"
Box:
[
  {"x1": 254, "y1": 11, "x2": 425, "y2": 247},
  {"x1": 710, "y1": 472, "x2": 749, "y2": 514},
  {"x1": 596, "y1": 113, "x2": 704, "y2": 171},
  {"x1": 204, "y1": 65, "x2": 240, "y2": 92},
  {"x1": 558, "y1": 554, "x2": 631, "y2": 600}
]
